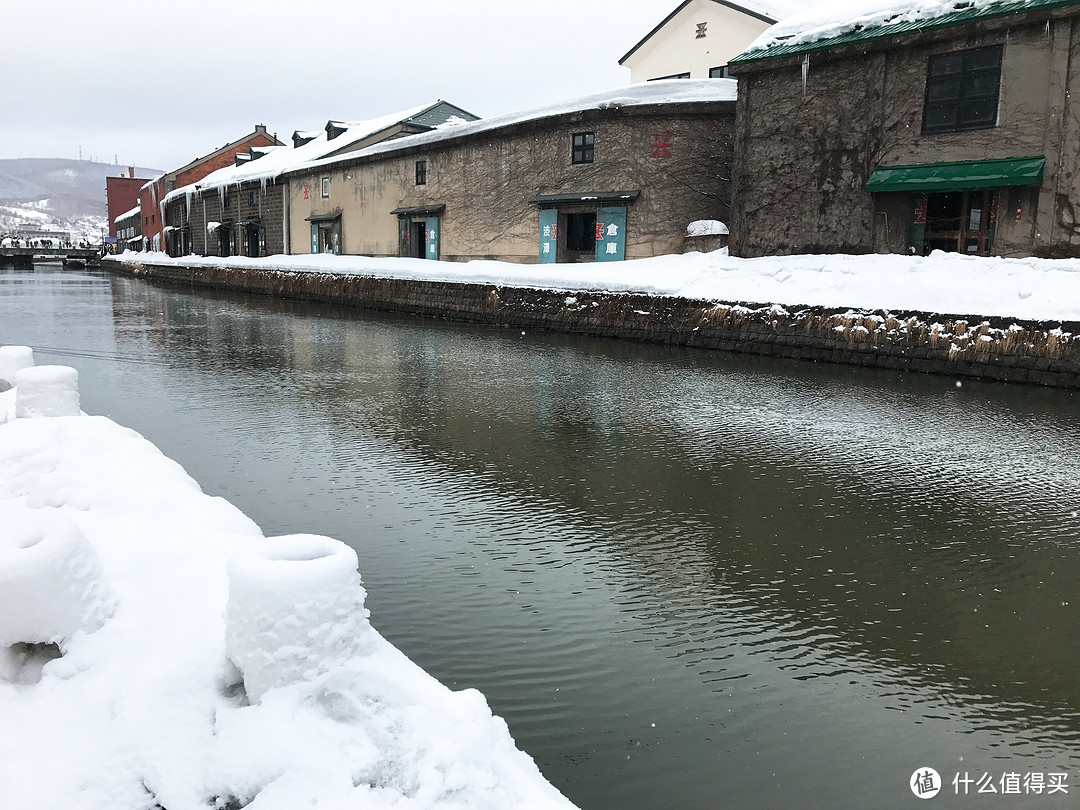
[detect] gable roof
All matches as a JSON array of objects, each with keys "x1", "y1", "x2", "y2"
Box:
[
  {"x1": 293, "y1": 80, "x2": 737, "y2": 177},
  {"x1": 732, "y1": 0, "x2": 1078, "y2": 64},
  {"x1": 161, "y1": 102, "x2": 477, "y2": 204},
  {"x1": 620, "y1": 0, "x2": 805, "y2": 64},
  {"x1": 141, "y1": 125, "x2": 282, "y2": 191}
]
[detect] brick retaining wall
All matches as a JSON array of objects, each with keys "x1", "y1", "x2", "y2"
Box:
[{"x1": 103, "y1": 257, "x2": 1080, "y2": 389}]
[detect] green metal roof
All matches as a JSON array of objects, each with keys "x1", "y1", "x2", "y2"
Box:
[
  {"x1": 731, "y1": 0, "x2": 1079, "y2": 65},
  {"x1": 865, "y1": 155, "x2": 1045, "y2": 192}
]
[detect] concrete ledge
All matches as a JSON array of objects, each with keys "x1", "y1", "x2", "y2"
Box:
[{"x1": 102, "y1": 257, "x2": 1080, "y2": 389}]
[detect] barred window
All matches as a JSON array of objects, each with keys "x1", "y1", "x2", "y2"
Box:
[{"x1": 923, "y1": 45, "x2": 1002, "y2": 133}]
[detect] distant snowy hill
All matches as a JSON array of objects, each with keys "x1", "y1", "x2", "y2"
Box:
[{"x1": 0, "y1": 158, "x2": 161, "y2": 237}]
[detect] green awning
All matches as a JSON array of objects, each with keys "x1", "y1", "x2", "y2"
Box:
[{"x1": 866, "y1": 156, "x2": 1045, "y2": 193}]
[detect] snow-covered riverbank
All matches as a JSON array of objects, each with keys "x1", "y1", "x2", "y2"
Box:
[
  {"x1": 0, "y1": 355, "x2": 575, "y2": 810},
  {"x1": 113, "y1": 247, "x2": 1080, "y2": 323}
]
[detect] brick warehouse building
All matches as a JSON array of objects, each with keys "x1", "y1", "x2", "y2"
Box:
[
  {"x1": 141, "y1": 125, "x2": 281, "y2": 253},
  {"x1": 104, "y1": 170, "x2": 148, "y2": 242},
  {"x1": 285, "y1": 81, "x2": 736, "y2": 264}
]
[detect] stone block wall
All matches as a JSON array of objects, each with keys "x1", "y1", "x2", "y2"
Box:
[{"x1": 104, "y1": 256, "x2": 1080, "y2": 389}]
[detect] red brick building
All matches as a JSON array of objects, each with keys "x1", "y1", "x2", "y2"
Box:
[
  {"x1": 105, "y1": 170, "x2": 148, "y2": 240},
  {"x1": 140, "y1": 124, "x2": 281, "y2": 251}
]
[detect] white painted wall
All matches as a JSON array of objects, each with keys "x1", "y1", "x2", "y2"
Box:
[{"x1": 622, "y1": 0, "x2": 774, "y2": 82}]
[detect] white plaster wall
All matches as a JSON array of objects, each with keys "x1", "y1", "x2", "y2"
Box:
[{"x1": 623, "y1": 0, "x2": 772, "y2": 81}]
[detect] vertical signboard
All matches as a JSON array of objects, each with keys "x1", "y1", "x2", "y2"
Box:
[
  {"x1": 595, "y1": 206, "x2": 626, "y2": 262},
  {"x1": 539, "y1": 209, "x2": 558, "y2": 263},
  {"x1": 398, "y1": 216, "x2": 410, "y2": 257},
  {"x1": 424, "y1": 216, "x2": 439, "y2": 260},
  {"x1": 910, "y1": 197, "x2": 927, "y2": 256},
  {"x1": 310, "y1": 223, "x2": 319, "y2": 254}
]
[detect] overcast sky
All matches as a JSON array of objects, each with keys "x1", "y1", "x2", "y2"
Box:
[{"x1": 1, "y1": 0, "x2": 721, "y2": 173}]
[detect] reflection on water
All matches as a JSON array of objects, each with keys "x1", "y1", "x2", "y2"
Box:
[{"x1": 3, "y1": 264, "x2": 1079, "y2": 808}]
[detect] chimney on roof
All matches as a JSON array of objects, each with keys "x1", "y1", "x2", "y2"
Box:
[
  {"x1": 255, "y1": 124, "x2": 267, "y2": 134},
  {"x1": 128, "y1": 166, "x2": 135, "y2": 177}
]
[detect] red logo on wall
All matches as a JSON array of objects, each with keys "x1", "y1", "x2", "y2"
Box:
[
  {"x1": 914, "y1": 197, "x2": 927, "y2": 225},
  {"x1": 650, "y1": 132, "x2": 673, "y2": 159},
  {"x1": 303, "y1": 184, "x2": 310, "y2": 200}
]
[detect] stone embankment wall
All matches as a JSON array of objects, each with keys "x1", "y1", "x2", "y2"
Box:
[{"x1": 103, "y1": 257, "x2": 1080, "y2": 389}]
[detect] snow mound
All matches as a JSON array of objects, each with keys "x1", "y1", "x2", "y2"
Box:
[
  {"x1": 686, "y1": 220, "x2": 729, "y2": 237},
  {"x1": 225, "y1": 534, "x2": 374, "y2": 702},
  {"x1": 15, "y1": 365, "x2": 80, "y2": 418},
  {"x1": 0, "y1": 345, "x2": 34, "y2": 386},
  {"x1": 0, "y1": 376, "x2": 576, "y2": 809},
  {"x1": 0, "y1": 504, "x2": 115, "y2": 651}
]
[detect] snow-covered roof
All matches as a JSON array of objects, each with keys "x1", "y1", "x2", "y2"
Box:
[
  {"x1": 296, "y1": 80, "x2": 737, "y2": 176},
  {"x1": 162, "y1": 102, "x2": 453, "y2": 206},
  {"x1": 735, "y1": 0, "x2": 1072, "y2": 63},
  {"x1": 114, "y1": 205, "x2": 140, "y2": 224}
]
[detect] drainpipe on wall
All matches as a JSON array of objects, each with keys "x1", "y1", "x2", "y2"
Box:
[{"x1": 283, "y1": 183, "x2": 290, "y2": 255}]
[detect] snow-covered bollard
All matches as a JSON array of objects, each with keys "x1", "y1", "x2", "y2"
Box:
[
  {"x1": 225, "y1": 534, "x2": 373, "y2": 702},
  {"x1": 14, "y1": 365, "x2": 80, "y2": 418},
  {"x1": 0, "y1": 506, "x2": 115, "y2": 653},
  {"x1": 0, "y1": 345, "x2": 35, "y2": 387}
]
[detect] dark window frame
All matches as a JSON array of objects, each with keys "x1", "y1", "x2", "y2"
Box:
[
  {"x1": 709, "y1": 65, "x2": 730, "y2": 79},
  {"x1": 320, "y1": 177, "x2": 330, "y2": 198},
  {"x1": 415, "y1": 159, "x2": 427, "y2": 185},
  {"x1": 572, "y1": 132, "x2": 594, "y2": 164},
  {"x1": 923, "y1": 44, "x2": 1003, "y2": 134}
]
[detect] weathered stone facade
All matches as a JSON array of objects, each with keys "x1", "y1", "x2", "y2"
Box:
[
  {"x1": 287, "y1": 100, "x2": 735, "y2": 263},
  {"x1": 730, "y1": 5, "x2": 1080, "y2": 258},
  {"x1": 165, "y1": 180, "x2": 285, "y2": 258}
]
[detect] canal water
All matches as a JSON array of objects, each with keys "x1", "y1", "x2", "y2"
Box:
[{"x1": 3, "y1": 263, "x2": 1079, "y2": 808}]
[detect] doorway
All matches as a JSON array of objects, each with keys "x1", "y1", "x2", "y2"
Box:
[
  {"x1": 412, "y1": 222, "x2": 426, "y2": 258},
  {"x1": 565, "y1": 212, "x2": 597, "y2": 262},
  {"x1": 924, "y1": 190, "x2": 994, "y2": 255}
]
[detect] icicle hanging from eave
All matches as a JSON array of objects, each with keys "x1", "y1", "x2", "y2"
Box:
[{"x1": 801, "y1": 55, "x2": 810, "y2": 95}]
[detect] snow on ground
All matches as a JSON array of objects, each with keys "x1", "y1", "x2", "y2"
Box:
[
  {"x1": 0, "y1": 361, "x2": 575, "y2": 810},
  {"x1": 117, "y1": 248, "x2": 1080, "y2": 323}
]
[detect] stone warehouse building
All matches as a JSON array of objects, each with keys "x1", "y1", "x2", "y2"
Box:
[
  {"x1": 161, "y1": 103, "x2": 478, "y2": 259},
  {"x1": 287, "y1": 80, "x2": 736, "y2": 264},
  {"x1": 728, "y1": 0, "x2": 1080, "y2": 258}
]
